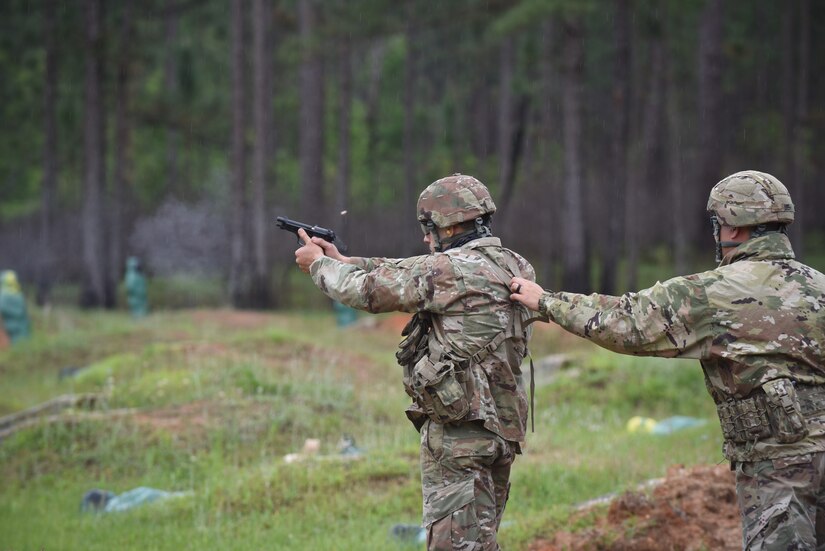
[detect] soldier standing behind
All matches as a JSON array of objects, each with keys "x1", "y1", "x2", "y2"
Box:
[
  {"x1": 510, "y1": 170, "x2": 825, "y2": 550},
  {"x1": 295, "y1": 174, "x2": 536, "y2": 550}
]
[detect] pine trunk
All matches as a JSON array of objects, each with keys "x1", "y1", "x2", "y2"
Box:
[
  {"x1": 496, "y1": 36, "x2": 516, "y2": 221},
  {"x1": 164, "y1": 0, "x2": 180, "y2": 194},
  {"x1": 251, "y1": 0, "x2": 273, "y2": 307},
  {"x1": 81, "y1": 0, "x2": 109, "y2": 308},
  {"x1": 560, "y1": 18, "x2": 588, "y2": 293},
  {"x1": 601, "y1": 0, "x2": 630, "y2": 295},
  {"x1": 111, "y1": 0, "x2": 134, "y2": 297},
  {"x1": 336, "y1": 38, "x2": 352, "y2": 242},
  {"x1": 228, "y1": 0, "x2": 250, "y2": 307},
  {"x1": 791, "y1": 0, "x2": 810, "y2": 258},
  {"x1": 364, "y1": 42, "x2": 386, "y2": 204},
  {"x1": 403, "y1": 16, "x2": 418, "y2": 254},
  {"x1": 537, "y1": 19, "x2": 561, "y2": 286},
  {"x1": 627, "y1": 26, "x2": 665, "y2": 291},
  {"x1": 298, "y1": 0, "x2": 324, "y2": 215},
  {"x1": 696, "y1": 0, "x2": 724, "y2": 242},
  {"x1": 666, "y1": 49, "x2": 688, "y2": 274},
  {"x1": 38, "y1": 0, "x2": 59, "y2": 306}
]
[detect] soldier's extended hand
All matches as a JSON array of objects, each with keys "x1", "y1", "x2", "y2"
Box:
[
  {"x1": 510, "y1": 277, "x2": 544, "y2": 312},
  {"x1": 309, "y1": 235, "x2": 351, "y2": 264},
  {"x1": 295, "y1": 228, "x2": 324, "y2": 274}
]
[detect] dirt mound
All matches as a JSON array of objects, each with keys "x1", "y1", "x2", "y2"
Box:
[{"x1": 530, "y1": 464, "x2": 741, "y2": 551}]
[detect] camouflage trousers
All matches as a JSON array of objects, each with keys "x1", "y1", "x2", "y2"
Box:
[
  {"x1": 420, "y1": 419, "x2": 516, "y2": 551},
  {"x1": 735, "y1": 451, "x2": 825, "y2": 550}
]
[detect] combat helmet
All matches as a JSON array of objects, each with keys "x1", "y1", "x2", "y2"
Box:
[
  {"x1": 416, "y1": 174, "x2": 496, "y2": 251},
  {"x1": 707, "y1": 170, "x2": 794, "y2": 261}
]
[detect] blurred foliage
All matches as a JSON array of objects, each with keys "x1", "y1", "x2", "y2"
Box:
[
  {"x1": 0, "y1": 0, "x2": 821, "y2": 219},
  {"x1": 0, "y1": 0, "x2": 824, "y2": 303}
]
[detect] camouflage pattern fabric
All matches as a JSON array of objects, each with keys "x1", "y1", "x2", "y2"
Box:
[
  {"x1": 309, "y1": 235, "x2": 534, "y2": 548},
  {"x1": 417, "y1": 174, "x2": 497, "y2": 229},
  {"x1": 311, "y1": 236, "x2": 536, "y2": 444},
  {"x1": 537, "y1": 232, "x2": 825, "y2": 463},
  {"x1": 735, "y1": 451, "x2": 825, "y2": 549},
  {"x1": 707, "y1": 170, "x2": 795, "y2": 228},
  {"x1": 537, "y1": 231, "x2": 825, "y2": 549},
  {"x1": 421, "y1": 420, "x2": 514, "y2": 550}
]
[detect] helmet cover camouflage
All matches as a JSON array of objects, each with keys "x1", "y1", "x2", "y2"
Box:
[
  {"x1": 417, "y1": 174, "x2": 496, "y2": 229},
  {"x1": 707, "y1": 170, "x2": 795, "y2": 228}
]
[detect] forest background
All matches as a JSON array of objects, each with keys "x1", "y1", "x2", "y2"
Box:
[
  {"x1": 1, "y1": 1, "x2": 824, "y2": 548},
  {"x1": 1, "y1": 0, "x2": 823, "y2": 309}
]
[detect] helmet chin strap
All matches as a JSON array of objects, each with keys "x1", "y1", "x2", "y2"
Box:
[
  {"x1": 475, "y1": 216, "x2": 492, "y2": 238},
  {"x1": 710, "y1": 214, "x2": 742, "y2": 262},
  {"x1": 710, "y1": 215, "x2": 787, "y2": 262},
  {"x1": 424, "y1": 221, "x2": 444, "y2": 252},
  {"x1": 437, "y1": 217, "x2": 494, "y2": 252},
  {"x1": 717, "y1": 241, "x2": 743, "y2": 259},
  {"x1": 438, "y1": 229, "x2": 465, "y2": 251},
  {"x1": 424, "y1": 216, "x2": 494, "y2": 253}
]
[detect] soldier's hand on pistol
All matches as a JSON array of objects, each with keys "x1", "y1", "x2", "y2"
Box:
[
  {"x1": 509, "y1": 277, "x2": 544, "y2": 312},
  {"x1": 295, "y1": 228, "x2": 325, "y2": 273},
  {"x1": 309, "y1": 236, "x2": 351, "y2": 264}
]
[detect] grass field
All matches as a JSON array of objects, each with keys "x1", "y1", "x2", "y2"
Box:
[{"x1": 0, "y1": 306, "x2": 723, "y2": 550}]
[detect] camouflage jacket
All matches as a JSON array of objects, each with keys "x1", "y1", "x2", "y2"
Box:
[
  {"x1": 538, "y1": 233, "x2": 825, "y2": 461},
  {"x1": 310, "y1": 237, "x2": 536, "y2": 445}
]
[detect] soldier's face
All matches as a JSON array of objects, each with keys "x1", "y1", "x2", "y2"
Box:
[
  {"x1": 719, "y1": 225, "x2": 736, "y2": 243},
  {"x1": 422, "y1": 226, "x2": 455, "y2": 253},
  {"x1": 423, "y1": 231, "x2": 436, "y2": 253}
]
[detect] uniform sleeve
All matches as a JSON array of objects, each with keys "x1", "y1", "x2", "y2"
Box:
[
  {"x1": 538, "y1": 274, "x2": 716, "y2": 359},
  {"x1": 348, "y1": 256, "x2": 406, "y2": 272},
  {"x1": 310, "y1": 254, "x2": 459, "y2": 314}
]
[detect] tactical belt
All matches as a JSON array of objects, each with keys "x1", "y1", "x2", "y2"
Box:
[{"x1": 716, "y1": 381, "x2": 825, "y2": 445}]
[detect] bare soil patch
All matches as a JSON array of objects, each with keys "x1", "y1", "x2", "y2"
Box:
[
  {"x1": 530, "y1": 464, "x2": 741, "y2": 551},
  {"x1": 131, "y1": 399, "x2": 218, "y2": 436}
]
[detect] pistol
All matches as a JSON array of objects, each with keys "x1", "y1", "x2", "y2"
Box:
[{"x1": 276, "y1": 216, "x2": 348, "y2": 253}]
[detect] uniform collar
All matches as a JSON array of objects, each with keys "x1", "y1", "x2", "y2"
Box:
[
  {"x1": 720, "y1": 232, "x2": 795, "y2": 266},
  {"x1": 455, "y1": 236, "x2": 502, "y2": 250}
]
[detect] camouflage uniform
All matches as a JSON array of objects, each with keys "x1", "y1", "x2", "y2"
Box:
[
  {"x1": 533, "y1": 171, "x2": 825, "y2": 550},
  {"x1": 309, "y1": 175, "x2": 535, "y2": 550}
]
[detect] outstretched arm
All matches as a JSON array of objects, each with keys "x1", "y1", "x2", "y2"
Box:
[{"x1": 509, "y1": 275, "x2": 714, "y2": 358}]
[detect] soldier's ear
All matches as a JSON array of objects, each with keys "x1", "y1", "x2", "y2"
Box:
[{"x1": 729, "y1": 226, "x2": 750, "y2": 241}]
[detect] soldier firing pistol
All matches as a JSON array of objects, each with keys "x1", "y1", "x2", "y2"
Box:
[{"x1": 276, "y1": 216, "x2": 348, "y2": 254}]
